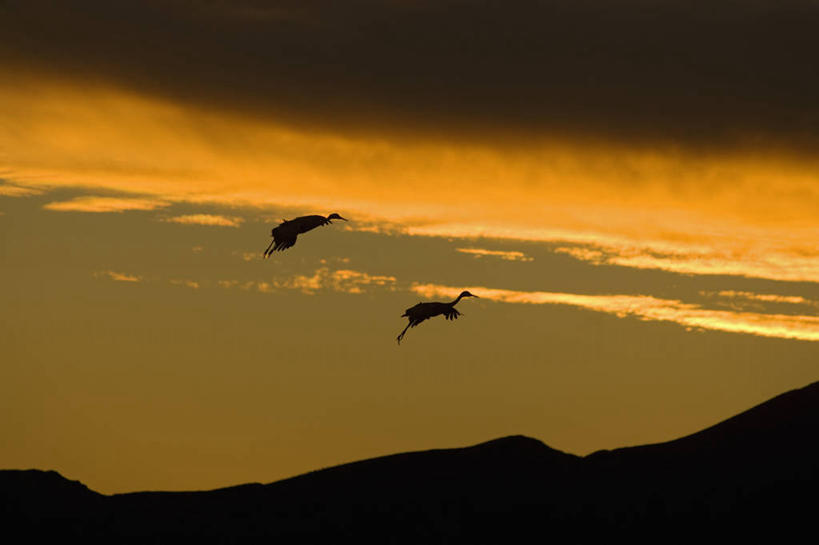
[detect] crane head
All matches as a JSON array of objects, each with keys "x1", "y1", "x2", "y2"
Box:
[
  {"x1": 328, "y1": 213, "x2": 348, "y2": 221},
  {"x1": 460, "y1": 290, "x2": 479, "y2": 298}
]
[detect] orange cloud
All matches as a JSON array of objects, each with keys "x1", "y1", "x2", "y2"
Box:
[
  {"x1": 5, "y1": 78, "x2": 819, "y2": 284},
  {"x1": 164, "y1": 214, "x2": 243, "y2": 227},
  {"x1": 94, "y1": 270, "x2": 142, "y2": 283},
  {"x1": 411, "y1": 283, "x2": 819, "y2": 343},
  {"x1": 217, "y1": 267, "x2": 397, "y2": 295},
  {"x1": 456, "y1": 248, "x2": 533, "y2": 262},
  {"x1": 553, "y1": 242, "x2": 819, "y2": 284},
  {"x1": 274, "y1": 268, "x2": 397, "y2": 295},
  {"x1": 44, "y1": 196, "x2": 169, "y2": 213},
  {"x1": 708, "y1": 290, "x2": 819, "y2": 308},
  {"x1": 170, "y1": 279, "x2": 200, "y2": 289},
  {"x1": 0, "y1": 184, "x2": 43, "y2": 197}
]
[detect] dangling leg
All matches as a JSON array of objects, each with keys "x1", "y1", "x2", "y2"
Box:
[
  {"x1": 263, "y1": 239, "x2": 275, "y2": 258},
  {"x1": 397, "y1": 322, "x2": 411, "y2": 344}
]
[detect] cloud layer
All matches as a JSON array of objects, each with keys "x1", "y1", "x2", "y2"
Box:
[{"x1": 3, "y1": 1, "x2": 819, "y2": 149}]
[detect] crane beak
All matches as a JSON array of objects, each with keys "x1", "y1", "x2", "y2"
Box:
[
  {"x1": 338, "y1": 216, "x2": 348, "y2": 221},
  {"x1": 472, "y1": 294, "x2": 480, "y2": 298}
]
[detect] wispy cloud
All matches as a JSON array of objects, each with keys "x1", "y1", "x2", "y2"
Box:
[
  {"x1": 44, "y1": 196, "x2": 169, "y2": 213},
  {"x1": 274, "y1": 267, "x2": 397, "y2": 295},
  {"x1": 551, "y1": 241, "x2": 819, "y2": 283},
  {"x1": 456, "y1": 247, "x2": 533, "y2": 262},
  {"x1": 94, "y1": 270, "x2": 142, "y2": 283},
  {"x1": 715, "y1": 290, "x2": 813, "y2": 306},
  {"x1": 164, "y1": 214, "x2": 243, "y2": 227},
  {"x1": 218, "y1": 280, "x2": 257, "y2": 290},
  {"x1": 411, "y1": 283, "x2": 819, "y2": 343},
  {"x1": 0, "y1": 184, "x2": 44, "y2": 197},
  {"x1": 702, "y1": 290, "x2": 819, "y2": 311},
  {"x1": 218, "y1": 267, "x2": 397, "y2": 296},
  {"x1": 170, "y1": 279, "x2": 200, "y2": 289}
]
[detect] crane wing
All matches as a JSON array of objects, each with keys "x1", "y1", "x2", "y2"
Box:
[
  {"x1": 268, "y1": 223, "x2": 298, "y2": 252},
  {"x1": 402, "y1": 302, "x2": 426, "y2": 318}
]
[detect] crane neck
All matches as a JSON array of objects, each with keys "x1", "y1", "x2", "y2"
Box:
[{"x1": 450, "y1": 294, "x2": 465, "y2": 306}]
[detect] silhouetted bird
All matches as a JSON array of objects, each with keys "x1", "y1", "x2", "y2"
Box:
[
  {"x1": 263, "y1": 213, "x2": 347, "y2": 257},
  {"x1": 397, "y1": 290, "x2": 479, "y2": 344}
]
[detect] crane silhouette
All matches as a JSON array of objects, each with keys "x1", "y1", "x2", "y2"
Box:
[
  {"x1": 263, "y1": 213, "x2": 347, "y2": 257},
  {"x1": 396, "y1": 290, "x2": 479, "y2": 344}
]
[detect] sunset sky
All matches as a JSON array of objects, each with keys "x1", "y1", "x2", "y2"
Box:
[{"x1": 2, "y1": 0, "x2": 819, "y2": 494}]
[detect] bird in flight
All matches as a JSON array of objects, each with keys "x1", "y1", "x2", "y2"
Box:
[
  {"x1": 397, "y1": 290, "x2": 479, "y2": 344},
  {"x1": 263, "y1": 213, "x2": 348, "y2": 257}
]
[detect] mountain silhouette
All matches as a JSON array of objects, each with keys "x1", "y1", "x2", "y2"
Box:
[{"x1": 3, "y1": 382, "x2": 819, "y2": 543}]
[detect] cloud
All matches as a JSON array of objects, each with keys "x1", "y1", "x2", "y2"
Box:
[
  {"x1": 4, "y1": 75, "x2": 819, "y2": 286},
  {"x1": 456, "y1": 247, "x2": 533, "y2": 262},
  {"x1": 704, "y1": 290, "x2": 819, "y2": 311},
  {"x1": 411, "y1": 283, "x2": 819, "y2": 343},
  {"x1": 170, "y1": 279, "x2": 200, "y2": 289},
  {"x1": 553, "y1": 241, "x2": 819, "y2": 283},
  {"x1": 0, "y1": 184, "x2": 43, "y2": 197},
  {"x1": 164, "y1": 214, "x2": 243, "y2": 227},
  {"x1": 44, "y1": 196, "x2": 169, "y2": 213},
  {"x1": 94, "y1": 270, "x2": 141, "y2": 283},
  {"x1": 218, "y1": 268, "x2": 397, "y2": 296},
  {"x1": 275, "y1": 268, "x2": 397, "y2": 295}
]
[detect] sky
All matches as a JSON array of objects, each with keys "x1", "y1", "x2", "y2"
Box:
[{"x1": 2, "y1": 0, "x2": 819, "y2": 493}]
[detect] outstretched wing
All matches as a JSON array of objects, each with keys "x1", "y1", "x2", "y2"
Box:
[
  {"x1": 402, "y1": 302, "x2": 426, "y2": 318},
  {"x1": 272, "y1": 223, "x2": 298, "y2": 251}
]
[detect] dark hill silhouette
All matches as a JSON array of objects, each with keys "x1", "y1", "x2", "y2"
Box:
[{"x1": 3, "y1": 382, "x2": 819, "y2": 543}]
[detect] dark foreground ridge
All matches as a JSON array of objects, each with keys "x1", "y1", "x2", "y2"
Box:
[{"x1": 4, "y1": 382, "x2": 819, "y2": 543}]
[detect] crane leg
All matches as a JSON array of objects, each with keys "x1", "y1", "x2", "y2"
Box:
[
  {"x1": 397, "y1": 322, "x2": 411, "y2": 344},
  {"x1": 263, "y1": 239, "x2": 275, "y2": 258}
]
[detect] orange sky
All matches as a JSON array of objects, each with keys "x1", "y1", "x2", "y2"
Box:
[{"x1": 2, "y1": 1, "x2": 819, "y2": 494}]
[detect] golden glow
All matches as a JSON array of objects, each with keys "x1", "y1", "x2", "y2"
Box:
[{"x1": 411, "y1": 283, "x2": 819, "y2": 342}]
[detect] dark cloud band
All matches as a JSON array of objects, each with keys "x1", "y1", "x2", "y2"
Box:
[{"x1": 3, "y1": 0, "x2": 819, "y2": 148}]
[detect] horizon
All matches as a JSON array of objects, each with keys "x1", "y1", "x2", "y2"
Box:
[{"x1": 3, "y1": 0, "x2": 819, "y2": 494}]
